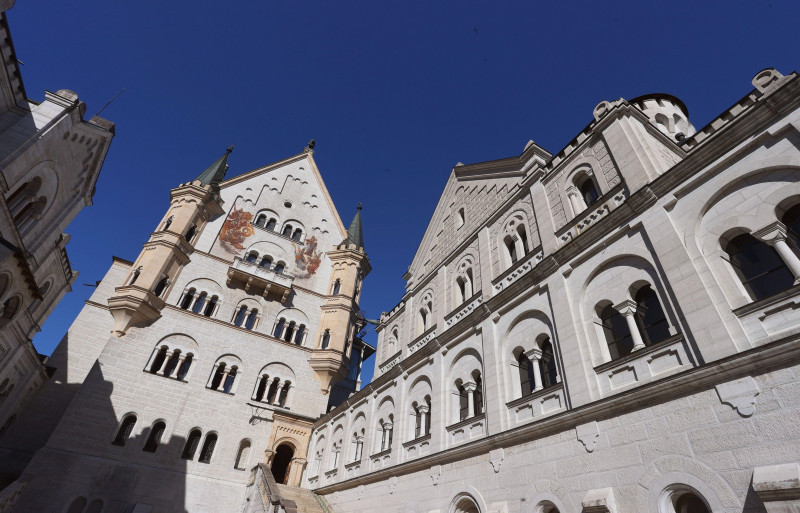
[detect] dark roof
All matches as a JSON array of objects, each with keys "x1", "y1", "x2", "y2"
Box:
[
  {"x1": 341, "y1": 203, "x2": 364, "y2": 249},
  {"x1": 195, "y1": 146, "x2": 232, "y2": 187}
]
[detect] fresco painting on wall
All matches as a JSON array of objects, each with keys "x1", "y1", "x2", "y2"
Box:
[
  {"x1": 219, "y1": 205, "x2": 255, "y2": 254},
  {"x1": 294, "y1": 236, "x2": 322, "y2": 279}
]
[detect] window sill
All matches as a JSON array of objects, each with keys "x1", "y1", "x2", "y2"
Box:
[
  {"x1": 593, "y1": 333, "x2": 683, "y2": 373},
  {"x1": 732, "y1": 283, "x2": 800, "y2": 317},
  {"x1": 143, "y1": 371, "x2": 189, "y2": 383},
  {"x1": 408, "y1": 325, "x2": 437, "y2": 354},
  {"x1": 445, "y1": 412, "x2": 486, "y2": 433},
  {"x1": 402, "y1": 432, "x2": 431, "y2": 449},
  {"x1": 344, "y1": 459, "x2": 362, "y2": 470},
  {"x1": 505, "y1": 383, "x2": 563, "y2": 409},
  {"x1": 506, "y1": 383, "x2": 566, "y2": 426},
  {"x1": 370, "y1": 448, "x2": 392, "y2": 460},
  {"x1": 443, "y1": 292, "x2": 483, "y2": 331},
  {"x1": 205, "y1": 386, "x2": 235, "y2": 396}
]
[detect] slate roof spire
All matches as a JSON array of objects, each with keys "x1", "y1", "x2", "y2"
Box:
[
  {"x1": 341, "y1": 203, "x2": 364, "y2": 250},
  {"x1": 195, "y1": 145, "x2": 233, "y2": 187}
]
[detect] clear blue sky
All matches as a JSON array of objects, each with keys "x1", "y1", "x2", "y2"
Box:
[{"x1": 12, "y1": 0, "x2": 799, "y2": 387}]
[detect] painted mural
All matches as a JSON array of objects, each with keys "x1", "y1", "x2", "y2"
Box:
[
  {"x1": 219, "y1": 205, "x2": 255, "y2": 254},
  {"x1": 294, "y1": 236, "x2": 322, "y2": 279}
]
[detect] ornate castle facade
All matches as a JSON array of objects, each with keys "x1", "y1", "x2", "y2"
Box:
[{"x1": 2, "y1": 66, "x2": 800, "y2": 513}]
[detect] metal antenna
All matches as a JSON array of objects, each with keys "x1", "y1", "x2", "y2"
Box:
[{"x1": 94, "y1": 88, "x2": 126, "y2": 117}]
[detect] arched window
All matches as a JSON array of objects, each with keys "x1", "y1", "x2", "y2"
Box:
[
  {"x1": 266, "y1": 218, "x2": 277, "y2": 231},
  {"x1": 473, "y1": 374, "x2": 483, "y2": 416},
  {"x1": 321, "y1": 330, "x2": 331, "y2": 349},
  {"x1": 204, "y1": 296, "x2": 217, "y2": 317},
  {"x1": 235, "y1": 439, "x2": 251, "y2": 470},
  {"x1": 283, "y1": 321, "x2": 296, "y2": 342},
  {"x1": 112, "y1": 415, "x2": 137, "y2": 446},
  {"x1": 259, "y1": 256, "x2": 272, "y2": 269},
  {"x1": 0, "y1": 296, "x2": 19, "y2": 325},
  {"x1": 278, "y1": 381, "x2": 290, "y2": 406},
  {"x1": 246, "y1": 251, "x2": 258, "y2": 263},
  {"x1": 199, "y1": 433, "x2": 217, "y2": 463},
  {"x1": 210, "y1": 363, "x2": 226, "y2": 390},
  {"x1": 149, "y1": 346, "x2": 168, "y2": 374},
  {"x1": 516, "y1": 224, "x2": 529, "y2": 254},
  {"x1": 292, "y1": 228, "x2": 302, "y2": 241},
  {"x1": 223, "y1": 366, "x2": 238, "y2": 394},
  {"x1": 634, "y1": 285, "x2": 671, "y2": 345},
  {"x1": 181, "y1": 429, "x2": 202, "y2": 460},
  {"x1": 176, "y1": 354, "x2": 193, "y2": 381},
  {"x1": 153, "y1": 276, "x2": 170, "y2": 298},
  {"x1": 233, "y1": 306, "x2": 247, "y2": 327},
  {"x1": 599, "y1": 303, "x2": 634, "y2": 360},
  {"x1": 379, "y1": 419, "x2": 393, "y2": 451},
  {"x1": 517, "y1": 351, "x2": 535, "y2": 396},
  {"x1": 504, "y1": 235, "x2": 518, "y2": 264},
  {"x1": 539, "y1": 337, "x2": 558, "y2": 388},
  {"x1": 163, "y1": 349, "x2": 181, "y2": 377},
  {"x1": 180, "y1": 289, "x2": 195, "y2": 309},
  {"x1": 725, "y1": 233, "x2": 794, "y2": 301},
  {"x1": 457, "y1": 207, "x2": 465, "y2": 228},
  {"x1": 274, "y1": 262, "x2": 285, "y2": 273},
  {"x1": 255, "y1": 375, "x2": 269, "y2": 402},
  {"x1": 162, "y1": 216, "x2": 173, "y2": 231},
  {"x1": 456, "y1": 276, "x2": 466, "y2": 304},
  {"x1": 784, "y1": 204, "x2": 800, "y2": 247},
  {"x1": 282, "y1": 225, "x2": 292, "y2": 237},
  {"x1": 332, "y1": 279, "x2": 341, "y2": 295},
  {"x1": 458, "y1": 382, "x2": 469, "y2": 422},
  {"x1": 673, "y1": 492, "x2": 711, "y2": 513},
  {"x1": 273, "y1": 318, "x2": 285, "y2": 338},
  {"x1": 255, "y1": 214, "x2": 267, "y2": 227},
  {"x1": 192, "y1": 292, "x2": 207, "y2": 314},
  {"x1": 578, "y1": 176, "x2": 600, "y2": 206},
  {"x1": 143, "y1": 421, "x2": 166, "y2": 452},
  {"x1": 294, "y1": 324, "x2": 306, "y2": 345},
  {"x1": 266, "y1": 378, "x2": 280, "y2": 404},
  {"x1": 245, "y1": 309, "x2": 258, "y2": 330},
  {"x1": 184, "y1": 224, "x2": 197, "y2": 242}
]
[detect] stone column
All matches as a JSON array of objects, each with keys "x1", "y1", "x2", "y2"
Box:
[
  {"x1": 525, "y1": 348, "x2": 544, "y2": 391},
  {"x1": 157, "y1": 350, "x2": 174, "y2": 375},
  {"x1": 356, "y1": 436, "x2": 364, "y2": 460},
  {"x1": 417, "y1": 406, "x2": 430, "y2": 435},
  {"x1": 755, "y1": 221, "x2": 800, "y2": 283},
  {"x1": 287, "y1": 457, "x2": 307, "y2": 486},
  {"x1": 169, "y1": 354, "x2": 187, "y2": 378},
  {"x1": 464, "y1": 381, "x2": 477, "y2": 418},
  {"x1": 219, "y1": 368, "x2": 231, "y2": 391},
  {"x1": 384, "y1": 423, "x2": 393, "y2": 450},
  {"x1": 614, "y1": 299, "x2": 646, "y2": 351},
  {"x1": 566, "y1": 185, "x2": 585, "y2": 216}
]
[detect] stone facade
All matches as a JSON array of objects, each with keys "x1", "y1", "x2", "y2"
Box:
[
  {"x1": 308, "y1": 69, "x2": 800, "y2": 513},
  {"x1": 0, "y1": 0, "x2": 115, "y2": 447}
]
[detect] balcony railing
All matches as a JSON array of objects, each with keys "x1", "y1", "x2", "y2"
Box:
[{"x1": 227, "y1": 257, "x2": 294, "y2": 302}]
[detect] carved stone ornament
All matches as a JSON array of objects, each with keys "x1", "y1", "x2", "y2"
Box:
[
  {"x1": 576, "y1": 421, "x2": 600, "y2": 453},
  {"x1": 430, "y1": 465, "x2": 442, "y2": 486},
  {"x1": 489, "y1": 448, "x2": 504, "y2": 473},
  {"x1": 388, "y1": 476, "x2": 398, "y2": 494},
  {"x1": 715, "y1": 376, "x2": 759, "y2": 417}
]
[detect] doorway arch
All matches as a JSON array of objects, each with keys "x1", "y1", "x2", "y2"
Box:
[{"x1": 271, "y1": 443, "x2": 294, "y2": 484}]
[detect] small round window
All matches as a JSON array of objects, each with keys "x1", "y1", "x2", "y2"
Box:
[{"x1": 284, "y1": 201, "x2": 292, "y2": 208}]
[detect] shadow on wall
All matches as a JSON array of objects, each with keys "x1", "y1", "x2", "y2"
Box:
[{"x1": 0, "y1": 333, "x2": 190, "y2": 513}]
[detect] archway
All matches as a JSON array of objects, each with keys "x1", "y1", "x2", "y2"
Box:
[{"x1": 271, "y1": 443, "x2": 294, "y2": 484}]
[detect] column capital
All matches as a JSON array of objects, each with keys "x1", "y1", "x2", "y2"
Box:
[
  {"x1": 524, "y1": 348, "x2": 543, "y2": 361},
  {"x1": 565, "y1": 185, "x2": 580, "y2": 197},
  {"x1": 383, "y1": 422, "x2": 393, "y2": 430},
  {"x1": 463, "y1": 381, "x2": 477, "y2": 393},
  {"x1": 417, "y1": 405, "x2": 430, "y2": 414},
  {"x1": 753, "y1": 221, "x2": 788, "y2": 245},
  {"x1": 613, "y1": 299, "x2": 638, "y2": 317}
]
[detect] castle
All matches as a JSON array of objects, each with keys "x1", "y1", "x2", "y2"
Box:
[{"x1": 0, "y1": 43, "x2": 799, "y2": 513}]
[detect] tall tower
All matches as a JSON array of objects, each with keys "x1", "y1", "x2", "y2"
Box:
[
  {"x1": 107, "y1": 147, "x2": 230, "y2": 335},
  {"x1": 309, "y1": 204, "x2": 371, "y2": 393}
]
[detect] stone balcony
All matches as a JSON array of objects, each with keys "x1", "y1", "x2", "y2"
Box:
[{"x1": 227, "y1": 257, "x2": 294, "y2": 302}]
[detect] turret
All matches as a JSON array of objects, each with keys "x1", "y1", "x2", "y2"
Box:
[
  {"x1": 309, "y1": 204, "x2": 371, "y2": 393},
  {"x1": 107, "y1": 147, "x2": 230, "y2": 336}
]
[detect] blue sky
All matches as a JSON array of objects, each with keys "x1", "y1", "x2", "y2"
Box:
[{"x1": 12, "y1": 1, "x2": 799, "y2": 387}]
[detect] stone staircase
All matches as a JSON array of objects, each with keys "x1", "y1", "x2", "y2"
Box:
[
  {"x1": 244, "y1": 464, "x2": 332, "y2": 513},
  {"x1": 276, "y1": 484, "x2": 330, "y2": 513}
]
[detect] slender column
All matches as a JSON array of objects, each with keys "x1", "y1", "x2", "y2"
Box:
[
  {"x1": 755, "y1": 222, "x2": 800, "y2": 282},
  {"x1": 417, "y1": 406, "x2": 430, "y2": 435},
  {"x1": 157, "y1": 350, "x2": 173, "y2": 375},
  {"x1": 271, "y1": 379, "x2": 283, "y2": 403},
  {"x1": 206, "y1": 365, "x2": 218, "y2": 387},
  {"x1": 356, "y1": 436, "x2": 364, "y2": 460},
  {"x1": 614, "y1": 299, "x2": 646, "y2": 351},
  {"x1": 384, "y1": 423, "x2": 393, "y2": 450},
  {"x1": 219, "y1": 368, "x2": 231, "y2": 391},
  {"x1": 566, "y1": 186, "x2": 585, "y2": 215},
  {"x1": 525, "y1": 348, "x2": 544, "y2": 391},
  {"x1": 464, "y1": 381, "x2": 477, "y2": 418},
  {"x1": 169, "y1": 354, "x2": 187, "y2": 378}
]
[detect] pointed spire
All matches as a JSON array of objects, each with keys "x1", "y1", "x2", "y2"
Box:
[
  {"x1": 195, "y1": 145, "x2": 233, "y2": 187},
  {"x1": 341, "y1": 203, "x2": 364, "y2": 249}
]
